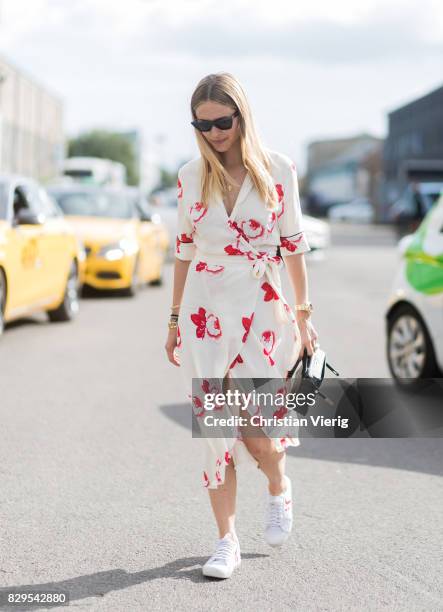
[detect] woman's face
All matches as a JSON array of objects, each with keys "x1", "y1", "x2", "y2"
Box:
[{"x1": 194, "y1": 101, "x2": 241, "y2": 153}]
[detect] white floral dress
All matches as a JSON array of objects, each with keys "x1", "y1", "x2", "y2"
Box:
[{"x1": 174, "y1": 149, "x2": 311, "y2": 489}]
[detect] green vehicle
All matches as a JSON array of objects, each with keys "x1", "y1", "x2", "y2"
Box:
[{"x1": 386, "y1": 193, "x2": 443, "y2": 383}]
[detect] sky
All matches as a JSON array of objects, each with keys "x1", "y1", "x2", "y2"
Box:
[{"x1": 0, "y1": 0, "x2": 442, "y2": 173}]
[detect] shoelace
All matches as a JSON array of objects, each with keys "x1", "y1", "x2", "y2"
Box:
[
  {"x1": 267, "y1": 500, "x2": 284, "y2": 528},
  {"x1": 209, "y1": 539, "x2": 237, "y2": 564}
]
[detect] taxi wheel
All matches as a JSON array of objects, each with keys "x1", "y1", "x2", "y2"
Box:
[
  {"x1": 387, "y1": 304, "x2": 440, "y2": 387},
  {"x1": 0, "y1": 269, "x2": 6, "y2": 336},
  {"x1": 149, "y1": 274, "x2": 163, "y2": 287},
  {"x1": 47, "y1": 260, "x2": 80, "y2": 322}
]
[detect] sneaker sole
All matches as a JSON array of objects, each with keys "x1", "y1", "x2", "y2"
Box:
[{"x1": 202, "y1": 559, "x2": 241, "y2": 579}]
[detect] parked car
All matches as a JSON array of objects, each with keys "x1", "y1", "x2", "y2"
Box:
[
  {"x1": 328, "y1": 198, "x2": 374, "y2": 223},
  {"x1": 124, "y1": 186, "x2": 170, "y2": 252},
  {"x1": 303, "y1": 214, "x2": 330, "y2": 251},
  {"x1": 385, "y1": 193, "x2": 443, "y2": 385},
  {"x1": 48, "y1": 185, "x2": 169, "y2": 295},
  {"x1": 0, "y1": 175, "x2": 85, "y2": 337}
]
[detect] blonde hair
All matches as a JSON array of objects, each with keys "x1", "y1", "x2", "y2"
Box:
[{"x1": 190, "y1": 72, "x2": 279, "y2": 211}]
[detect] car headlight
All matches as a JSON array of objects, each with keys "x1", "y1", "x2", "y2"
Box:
[{"x1": 98, "y1": 238, "x2": 139, "y2": 260}]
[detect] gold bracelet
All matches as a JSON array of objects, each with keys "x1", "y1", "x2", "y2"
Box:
[{"x1": 168, "y1": 319, "x2": 178, "y2": 330}]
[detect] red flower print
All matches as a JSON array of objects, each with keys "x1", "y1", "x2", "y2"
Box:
[
  {"x1": 190, "y1": 307, "x2": 222, "y2": 340},
  {"x1": 279, "y1": 437, "x2": 288, "y2": 449},
  {"x1": 275, "y1": 184, "x2": 284, "y2": 203},
  {"x1": 261, "y1": 330, "x2": 276, "y2": 365},
  {"x1": 273, "y1": 406, "x2": 288, "y2": 419},
  {"x1": 215, "y1": 471, "x2": 222, "y2": 483},
  {"x1": 189, "y1": 202, "x2": 207, "y2": 223},
  {"x1": 192, "y1": 395, "x2": 204, "y2": 417},
  {"x1": 177, "y1": 178, "x2": 183, "y2": 199},
  {"x1": 202, "y1": 379, "x2": 221, "y2": 395},
  {"x1": 216, "y1": 458, "x2": 222, "y2": 467},
  {"x1": 229, "y1": 353, "x2": 244, "y2": 369},
  {"x1": 195, "y1": 261, "x2": 224, "y2": 274},
  {"x1": 177, "y1": 326, "x2": 182, "y2": 348},
  {"x1": 280, "y1": 234, "x2": 304, "y2": 252},
  {"x1": 191, "y1": 307, "x2": 207, "y2": 339},
  {"x1": 224, "y1": 244, "x2": 246, "y2": 256},
  {"x1": 225, "y1": 451, "x2": 231, "y2": 465},
  {"x1": 176, "y1": 232, "x2": 193, "y2": 254},
  {"x1": 261, "y1": 281, "x2": 279, "y2": 302},
  {"x1": 266, "y1": 211, "x2": 277, "y2": 233},
  {"x1": 242, "y1": 313, "x2": 254, "y2": 343},
  {"x1": 228, "y1": 219, "x2": 250, "y2": 242},
  {"x1": 179, "y1": 232, "x2": 193, "y2": 243},
  {"x1": 203, "y1": 471, "x2": 209, "y2": 487},
  {"x1": 206, "y1": 314, "x2": 222, "y2": 338},
  {"x1": 277, "y1": 199, "x2": 285, "y2": 219},
  {"x1": 240, "y1": 218, "x2": 265, "y2": 240}
]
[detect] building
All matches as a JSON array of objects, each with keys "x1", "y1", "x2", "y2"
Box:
[
  {"x1": 305, "y1": 133, "x2": 383, "y2": 217},
  {"x1": 0, "y1": 54, "x2": 64, "y2": 181},
  {"x1": 383, "y1": 84, "x2": 443, "y2": 214}
]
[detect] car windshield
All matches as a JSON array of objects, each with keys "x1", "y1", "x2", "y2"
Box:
[
  {"x1": 0, "y1": 183, "x2": 7, "y2": 219},
  {"x1": 50, "y1": 190, "x2": 134, "y2": 219}
]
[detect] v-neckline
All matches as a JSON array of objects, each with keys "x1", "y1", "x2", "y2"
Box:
[{"x1": 220, "y1": 172, "x2": 251, "y2": 221}]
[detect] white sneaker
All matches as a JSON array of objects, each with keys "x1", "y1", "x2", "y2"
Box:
[
  {"x1": 202, "y1": 532, "x2": 241, "y2": 579},
  {"x1": 264, "y1": 475, "x2": 293, "y2": 547}
]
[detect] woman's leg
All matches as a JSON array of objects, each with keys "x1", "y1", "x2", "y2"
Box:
[
  {"x1": 207, "y1": 460, "x2": 237, "y2": 538},
  {"x1": 207, "y1": 373, "x2": 238, "y2": 538},
  {"x1": 241, "y1": 412, "x2": 287, "y2": 496}
]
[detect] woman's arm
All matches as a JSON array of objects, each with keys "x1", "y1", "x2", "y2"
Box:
[
  {"x1": 165, "y1": 166, "x2": 196, "y2": 366},
  {"x1": 283, "y1": 252, "x2": 318, "y2": 357},
  {"x1": 165, "y1": 258, "x2": 191, "y2": 366},
  {"x1": 276, "y1": 155, "x2": 319, "y2": 357}
]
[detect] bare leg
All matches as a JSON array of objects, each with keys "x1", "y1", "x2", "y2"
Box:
[
  {"x1": 207, "y1": 460, "x2": 237, "y2": 538},
  {"x1": 240, "y1": 411, "x2": 287, "y2": 496},
  {"x1": 207, "y1": 373, "x2": 238, "y2": 538}
]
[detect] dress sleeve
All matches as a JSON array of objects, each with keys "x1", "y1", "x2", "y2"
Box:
[
  {"x1": 277, "y1": 159, "x2": 311, "y2": 257},
  {"x1": 175, "y1": 168, "x2": 196, "y2": 261}
]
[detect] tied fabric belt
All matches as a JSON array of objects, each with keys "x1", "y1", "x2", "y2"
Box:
[{"x1": 193, "y1": 246, "x2": 298, "y2": 328}]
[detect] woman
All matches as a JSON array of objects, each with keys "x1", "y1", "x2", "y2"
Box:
[{"x1": 165, "y1": 72, "x2": 319, "y2": 579}]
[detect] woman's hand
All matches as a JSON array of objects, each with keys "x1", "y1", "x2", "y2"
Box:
[
  {"x1": 165, "y1": 328, "x2": 180, "y2": 366},
  {"x1": 297, "y1": 314, "x2": 319, "y2": 358}
]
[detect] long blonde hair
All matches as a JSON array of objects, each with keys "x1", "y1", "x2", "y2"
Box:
[{"x1": 190, "y1": 72, "x2": 279, "y2": 211}]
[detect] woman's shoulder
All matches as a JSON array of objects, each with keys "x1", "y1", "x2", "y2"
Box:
[
  {"x1": 178, "y1": 156, "x2": 202, "y2": 181},
  {"x1": 264, "y1": 148, "x2": 296, "y2": 174}
]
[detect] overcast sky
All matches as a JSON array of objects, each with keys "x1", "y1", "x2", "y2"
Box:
[{"x1": 1, "y1": 0, "x2": 442, "y2": 172}]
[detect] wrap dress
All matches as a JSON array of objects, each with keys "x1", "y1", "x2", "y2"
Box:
[{"x1": 174, "y1": 149, "x2": 312, "y2": 489}]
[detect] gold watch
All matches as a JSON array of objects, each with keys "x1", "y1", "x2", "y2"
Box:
[{"x1": 294, "y1": 302, "x2": 313, "y2": 316}]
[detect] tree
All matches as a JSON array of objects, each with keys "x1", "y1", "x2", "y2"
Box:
[{"x1": 68, "y1": 130, "x2": 139, "y2": 185}]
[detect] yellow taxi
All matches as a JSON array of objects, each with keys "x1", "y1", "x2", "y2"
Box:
[
  {"x1": 48, "y1": 185, "x2": 169, "y2": 295},
  {"x1": 0, "y1": 176, "x2": 86, "y2": 336}
]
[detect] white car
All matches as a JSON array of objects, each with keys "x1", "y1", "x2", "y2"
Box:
[
  {"x1": 385, "y1": 194, "x2": 443, "y2": 384},
  {"x1": 328, "y1": 198, "x2": 374, "y2": 223}
]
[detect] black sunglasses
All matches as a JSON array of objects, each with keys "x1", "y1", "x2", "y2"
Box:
[{"x1": 191, "y1": 110, "x2": 239, "y2": 132}]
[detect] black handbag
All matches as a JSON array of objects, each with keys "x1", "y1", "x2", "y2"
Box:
[{"x1": 286, "y1": 346, "x2": 340, "y2": 411}]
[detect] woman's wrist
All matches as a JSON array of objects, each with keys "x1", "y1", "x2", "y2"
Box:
[{"x1": 296, "y1": 312, "x2": 311, "y2": 324}]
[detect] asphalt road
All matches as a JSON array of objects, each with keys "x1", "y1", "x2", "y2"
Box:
[{"x1": 0, "y1": 223, "x2": 442, "y2": 611}]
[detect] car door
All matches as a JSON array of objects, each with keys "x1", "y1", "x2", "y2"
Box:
[
  {"x1": 30, "y1": 184, "x2": 71, "y2": 299},
  {"x1": 6, "y1": 182, "x2": 45, "y2": 310}
]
